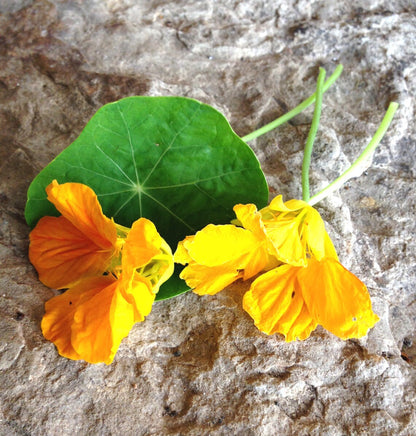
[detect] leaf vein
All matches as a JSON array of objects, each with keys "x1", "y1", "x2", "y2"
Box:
[
  {"x1": 141, "y1": 104, "x2": 203, "y2": 186},
  {"x1": 93, "y1": 141, "x2": 136, "y2": 185},
  {"x1": 145, "y1": 168, "x2": 247, "y2": 190},
  {"x1": 113, "y1": 192, "x2": 138, "y2": 217},
  {"x1": 142, "y1": 191, "x2": 196, "y2": 232},
  {"x1": 65, "y1": 164, "x2": 133, "y2": 187},
  {"x1": 117, "y1": 103, "x2": 140, "y2": 185}
]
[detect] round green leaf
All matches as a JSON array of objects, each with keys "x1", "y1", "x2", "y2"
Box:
[{"x1": 25, "y1": 96, "x2": 268, "y2": 300}]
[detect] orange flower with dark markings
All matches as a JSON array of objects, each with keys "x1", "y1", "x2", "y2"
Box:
[
  {"x1": 30, "y1": 181, "x2": 173, "y2": 364},
  {"x1": 29, "y1": 180, "x2": 120, "y2": 289}
]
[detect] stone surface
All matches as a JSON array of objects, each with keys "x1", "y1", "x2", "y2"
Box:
[{"x1": 1, "y1": 0, "x2": 416, "y2": 435}]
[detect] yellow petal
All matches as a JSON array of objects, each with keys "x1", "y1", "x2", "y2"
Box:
[
  {"x1": 283, "y1": 305, "x2": 317, "y2": 342},
  {"x1": 233, "y1": 203, "x2": 267, "y2": 241},
  {"x1": 260, "y1": 196, "x2": 308, "y2": 265},
  {"x1": 323, "y1": 231, "x2": 339, "y2": 261},
  {"x1": 262, "y1": 216, "x2": 307, "y2": 266},
  {"x1": 183, "y1": 224, "x2": 261, "y2": 267},
  {"x1": 180, "y1": 262, "x2": 242, "y2": 296},
  {"x1": 243, "y1": 265, "x2": 316, "y2": 340},
  {"x1": 46, "y1": 180, "x2": 117, "y2": 249},
  {"x1": 261, "y1": 195, "x2": 336, "y2": 265},
  {"x1": 298, "y1": 258, "x2": 379, "y2": 339},
  {"x1": 176, "y1": 222, "x2": 271, "y2": 294},
  {"x1": 29, "y1": 216, "x2": 115, "y2": 289},
  {"x1": 301, "y1": 206, "x2": 327, "y2": 260},
  {"x1": 174, "y1": 237, "x2": 194, "y2": 264},
  {"x1": 267, "y1": 195, "x2": 306, "y2": 213},
  {"x1": 120, "y1": 273, "x2": 155, "y2": 321}
]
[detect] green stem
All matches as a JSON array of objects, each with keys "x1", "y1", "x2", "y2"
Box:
[
  {"x1": 302, "y1": 68, "x2": 326, "y2": 202},
  {"x1": 308, "y1": 102, "x2": 399, "y2": 206},
  {"x1": 241, "y1": 64, "x2": 343, "y2": 142}
]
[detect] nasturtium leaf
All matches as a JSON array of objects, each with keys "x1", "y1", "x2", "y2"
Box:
[{"x1": 25, "y1": 96, "x2": 268, "y2": 300}]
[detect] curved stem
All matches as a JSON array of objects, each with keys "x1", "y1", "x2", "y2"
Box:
[
  {"x1": 308, "y1": 102, "x2": 399, "y2": 206},
  {"x1": 302, "y1": 68, "x2": 326, "y2": 202},
  {"x1": 241, "y1": 64, "x2": 343, "y2": 142}
]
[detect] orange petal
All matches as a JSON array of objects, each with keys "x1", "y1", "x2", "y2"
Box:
[
  {"x1": 243, "y1": 265, "x2": 316, "y2": 340},
  {"x1": 123, "y1": 218, "x2": 163, "y2": 271},
  {"x1": 41, "y1": 275, "x2": 116, "y2": 362},
  {"x1": 70, "y1": 278, "x2": 150, "y2": 364},
  {"x1": 123, "y1": 218, "x2": 174, "y2": 293},
  {"x1": 46, "y1": 180, "x2": 117, "y2": 250},
  {"x1": 298, "y1": 258, "x2": 379, "y2": 339},
  {"x1": 42, "y1": 275, "x2": 154, "y2": 364},
  {"x1": 29, "y1": 216, "x2": 116, "y2": 289}
]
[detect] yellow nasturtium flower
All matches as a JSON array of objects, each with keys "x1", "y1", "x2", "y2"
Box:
[
  {"x1": 174, "y1": 204, "x2": 277, "y2": 295},
  {"x1": 175, "y1": 195, "x2": 379, "y2": 341},
  {"x1": 258, "y1": 195, "x2": 339, "y2": 265},
  {"x1": 29, "y1": 181, "x2": 173, "y2": 364}
]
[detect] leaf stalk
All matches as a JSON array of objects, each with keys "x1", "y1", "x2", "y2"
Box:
[
  {"x1": 241, "y1": 64, "x2": 343, "y2": 142},
  {"x1": 301, "y1": 67, "x2": 326, "y2": 202},
  {"x1": 308, "y1": 102, "x2": 399, "y2": 206}
]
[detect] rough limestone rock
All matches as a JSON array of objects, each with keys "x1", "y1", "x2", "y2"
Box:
[{"x1": 1, "y1": 1, "x2": 416, "y2": 435}]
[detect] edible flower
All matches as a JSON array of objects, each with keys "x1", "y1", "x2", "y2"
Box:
[
  {"x1": 174, "y1": 204, "x2": 277, "y2": 295},
  {"x1": 29, "y1": 181, "x2": 173, "y2": 364},
  {"x1": 175, "y1": 195, "x2": 379, "y2": 341}
]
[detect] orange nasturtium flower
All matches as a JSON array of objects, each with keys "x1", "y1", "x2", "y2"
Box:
[
  {"x1": 29, "y1": 180, "x2": 174, "y2": 364},
  {"x1": 175, "y1": 195, "x2": 379, "y2": 341}
]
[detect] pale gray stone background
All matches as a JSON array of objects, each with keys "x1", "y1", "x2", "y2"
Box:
[{"x1": 0, "y1": 0, "x2": 415, "y2": 435}]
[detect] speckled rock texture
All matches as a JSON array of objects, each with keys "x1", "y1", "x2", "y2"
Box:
[{"x1": 1, "y1": 1, "x2": 415, "y2": 435}]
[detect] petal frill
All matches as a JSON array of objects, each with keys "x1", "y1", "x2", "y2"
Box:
[
  {"x1": 174, "y1": 237, "x2": 194, "y2": 265},
  {"x1": 268, "y1": 195, "x2": 306, "y2": 214},
  {"x1": 179, "y1": 262, "x2": 243, "y2": 296},
  {"x1": 233, "y1": 203, "x2": 268, "y2": 242},
  {"x1": 41, "y1": 275, "x2": 117, "y2": 362},
  {"x1": 243, "y1": 265, "x2": 316, "y2": 340},
  {"x1": 29, "y1": 216, "x2": 116, "y2": 289},
  {"x1": 298, "y1": 257, "x2": 379, "y2": 339},
  {"x1": 46, "y1": 180, "x2": 117, "y2": 250}
]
